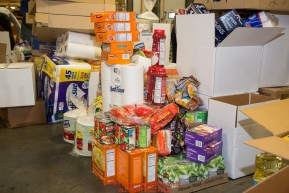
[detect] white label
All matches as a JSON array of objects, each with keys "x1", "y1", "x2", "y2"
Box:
[
  {"x1": 126, "y1": 33, "x2": 132, "y2": 41},
  {"x1": 122, "y1": 54, "x2": 130, "y2": 59},
  {"x1": 148, "y1": 153, "x2": 156, "y2": 183},
  {"x1": 153, "y1": 77, "x2": 162, "y2": 103},
  {"x1": 114, "y1": 23, "x2": 125, "y2": 31},
  {"x1": 106, "y1": 149, "x2": 115, "y2": 177},
  {"x1": 116, "y1": 34, "x2": 127, "y2": 42},
  {"x1": 116, "y1": 12, "x2": 129, "y2": 21},
  {"x1": 124, "y1": 23, "x2": 131, "y2": 31},
  {"x1": 195, "y1": 140, "x2": 202, "y2": 148},
  {"x1": 159, "y1": 39, "x2": 165, "y2": 65},
  {"x1": 198, "y1": 155, "x2": 205, "y2": 162}
]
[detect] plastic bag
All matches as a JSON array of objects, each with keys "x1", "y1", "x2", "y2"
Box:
[
  {"x1": 10, "y1": 41, "x2": 32, "y2": 62},
  {"x1": 152, "y1": 129, "x2": 172, "y2": 156},
  {"x1": 109, "y1": 104, "x2": 155, "y2": 126},
  {"x1": 137, "y1": 0, "x2": 159, "y2": 29}
]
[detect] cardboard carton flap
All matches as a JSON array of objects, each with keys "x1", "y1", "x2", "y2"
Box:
[
  {"x1": 241, "y1": 99, "x2": 289, "y2": 135},
  {"x1": 245, "y1": 136, "x2": 289, "y2": 161},
  {"x1": 6, "y1": 63, "x2": 34, "y2": 69},
  {"x1": 218, "y1": 27, "x2": 285, "y2": 47},
  {"x1": 0, "y1": 43, "x2": 6, "y2": 54}
]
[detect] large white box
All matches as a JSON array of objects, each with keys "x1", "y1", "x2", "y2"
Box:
[
  {"x1": 207, "y1": 93, "x2": 276, "y2": 179},
  {"x1": 259, "y1": 14, "x2": 289, "y2": 88},
  {"x1": 0, "y1": 63, "x2": 36, "y2": 108},
  {"x1": 176, "y1": 14, "x2": 284, "y2": 97}
]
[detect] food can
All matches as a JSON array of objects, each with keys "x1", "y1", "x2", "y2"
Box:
[
  {"x1": 115, "y1": 124, "x2": 121, "y2": 144},
  {"x1": 94, "y1": 114, "x2": 108, "y2": 139},
  {"x1": 120, "y1": 126, "x2": 136, "y2": 151},
  {"x1": 99, "y1": 118, "x2": 115, "y2": 144},
  {"x1": 136, "y1": 125, "x2": 151, "y2": 148},
  {"x1": 194, "y1": 109, "x2": 208, "y2": 123}
]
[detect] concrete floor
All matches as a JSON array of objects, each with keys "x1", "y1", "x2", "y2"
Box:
[{"x1": 0, "y1": 119, "x2": 254, "y2": 193}]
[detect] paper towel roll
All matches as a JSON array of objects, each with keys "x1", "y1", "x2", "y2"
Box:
[
  {"x1": 102, "y1": 95, "x2": 112, "y2": 113},
  {"x1": 56, "y1": 36, "x2": 62, "y2": 48},
  {"x1": 73, "y1": 115, "x2": 94, "y2": 157},
  {"x1": 101, "y1": 62, "x2": 112, "y2": 81},
  {"x1": 111, "y1": 65, "x2": 122, "y2": 107},
  {"x1": 64, "y1": 31, "x2": 101, "y2": 47},
  {"x1": 121, "y1": 64, "x2": 144, "y2": 105},
  {"x1": 101, "y1": 80, "x2": 112, "y2": 97},
  {"x1": 63, "y1": 42, "x2": 102, "y2": 60}
]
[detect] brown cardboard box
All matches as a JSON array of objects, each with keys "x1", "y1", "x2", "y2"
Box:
[
  {"x1": 0, "y1": 43, "x2": 6, "y2": 63},
  {"x1": 244, "y1": 166, "x2": 289, "y2": 193},
  {"x1": 48, "y1": 0, "x2": 105, "y2": 3},
  {"x1": 0, "y1": 98, "x2": 47, "y2": 128},
  {"x1": 259, "y1": 87, "x2": 289, "y2": 100}
]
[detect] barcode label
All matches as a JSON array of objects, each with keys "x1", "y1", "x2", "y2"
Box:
[
  {"x1": 198, "y1": 155, "x2": 205, "y2": 162},
  {"x1": 116, "y1": 12, "x2": 129, "y2": 21},
  {"x1": 116, "y1": 34, "x2": 127, "y2": 42},
  {"x1": 195, "y1": 140, "x2": 202, "y2": 148},
  {"x1": 122, "y1": 54, "x2": 130, "y2": 59}
]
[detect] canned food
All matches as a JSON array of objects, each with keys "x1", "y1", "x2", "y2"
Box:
[
  {"x1": 99, "y1": 118, "x2": 115, "y2": 144},
  {"x1": 120, "y1": 126, "x2": 136, "y2": 151},
  {"x1": 94, "y1": 114, "x2": 108, "y2": 139},
  {"x1": 136, "y1": 125, "x2": 151, "y2": 148},
  {"x1": 115, "y1": 124, "x2": 121, "y2": 144}
]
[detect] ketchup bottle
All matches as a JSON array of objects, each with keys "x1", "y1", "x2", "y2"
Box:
[
  {"x1": 151, "y1": 29, "x2": 166, "y2": 66},
  {"x1": 145, "y1": 66, "x2": 155, "y2": 104},
  {"x1": 153, "y1": 67, "x2": 166, "y2": 106}
]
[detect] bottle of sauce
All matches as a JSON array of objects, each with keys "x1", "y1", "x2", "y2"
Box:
[
  {"x1": 151, "y1": 29, "x2": 166, "y2": 67},
  {"x1": 153, "y1": 67, "x2": 166, "y2": 106}
]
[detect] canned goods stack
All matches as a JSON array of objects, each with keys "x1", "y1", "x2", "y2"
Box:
[{"x1": 90, "y1": 11, "x2": 140, "y2": 65}]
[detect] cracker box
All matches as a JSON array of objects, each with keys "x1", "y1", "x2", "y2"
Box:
[
  {"x1": 94, "y1": 22, "x2": 139, "y2": 32},
  {"x1": 92, "y1": 136, "x2": 117, "y2": 185},
  {"x1": 91, "y1": 11, "x2": 136, "y2": 22}
]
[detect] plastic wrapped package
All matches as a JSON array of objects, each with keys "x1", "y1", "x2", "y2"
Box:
[
  {"x1": 10, "y1": 41, "x2": 32, "y2": 62},
  {"x1": 152, "y1": 129, "x2": 172, "y2": 156},
  {"x1": 137, "y1": 0, "x2": 159, "y2": 29}
]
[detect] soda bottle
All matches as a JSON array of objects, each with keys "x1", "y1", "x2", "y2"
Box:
[{"x1": 253, "y1": 152, "x2": 289, "y2": 185}]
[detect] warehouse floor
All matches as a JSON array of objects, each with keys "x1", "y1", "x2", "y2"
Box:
[{"x1": 0, "y1": 119, "x2": 254, "y2": 193}]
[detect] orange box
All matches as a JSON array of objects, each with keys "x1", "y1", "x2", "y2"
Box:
[
  {"x1": 94, "y1": 22, "x2": 139, "y2": 32},
  {"x1": 101, "y1": 51, "x2": 131, "y2": 65},
  {"x1": 91, "y1": 11, "x2": 136, "y2": 22},
  {"x1": 141, "y1": 146, "x2": 158, "y2": 192},
  {"x1": 102, "y1": 42, "x2": 133, "y2": 54},
  {"x1": 96, "y1": 31, "x2": 140, "y2": 43},
  {"x1": 116, "y1": 146, "x2": 143, "y2": 193},
  {"x1": 92, "y1": 136, "x2": 117, "y2": 185}
]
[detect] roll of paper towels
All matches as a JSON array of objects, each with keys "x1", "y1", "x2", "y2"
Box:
[
  {"x1": 63, "y1": 42, "x2": 101, "y2": 60},
  {"x1": 64, "y1": 31, "x2": 101, "y2": 47}
]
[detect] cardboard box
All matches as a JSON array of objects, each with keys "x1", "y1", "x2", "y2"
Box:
[
  {"x1": 207, "y1": 93, "x2": 276, "y2": 179},
  {"x1": 0, "y1": 32, "x2": 11, "y2": 63},
  {"x1": 92, "y1": 136, "x2": 117, "y2": 185},
  {"x1": 194, "y1": 0, "x2": 289, "y2": 11},
  {"x1": 197, "y1": 93, "x2": 211, "y2": 110},
  {"x1": 0, "y1": 98, "x2": 46, "y2": 128},
  {"x1": 244, "y1": 166, "x2": 289, "y2": 193},
  {"x1": 36, "y1": 0, "x2": 108, "y2": 16},
  {"x1": 259, "y1": 86, "x2": 289, "y2": 100},
  {"x1": 48, "y1": 0, "x2": 115, "y2": 4},
  {"x1": 0, "y1": 63, "x2": 36, "y2": 108},
  {"x1": 31, "y1": 35, "x2": 56, "y2": 56},
  {"x1": 176, "y1": 14, "x2": 284, "y2": 97},
  {"x1": 139, "y1": 33, "x2": 153, "y2": 51},
  {"x1": 116, "y1": 146, "x2": 143, "y2": 193},
  {"x1": 96, "y1": 31, "x2": 140, "y2": 43},
  {"x1": 0, "y1": 43, "x2": 6, "y2": 63},
  {"x1": 259, "y1": 14, "x2": 289, "y2": 88},
  {"x1": 158, "y1": 173, "x2": 228, "y2": 193},
  {"x1": 102, "y1": 42, "x2": 134, "y2": 54},
  {"x1": 91, "y1": 12, "x2": 136, "y2": 22},
  {"x1": 94, "y1": 22, "x2": 139, "y2": 33},
  {"x1": 101, "y1": 51, "x2": 131, "y2": 65}
]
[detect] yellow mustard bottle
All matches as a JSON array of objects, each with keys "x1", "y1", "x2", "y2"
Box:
[{"x1": 253, "y1": 152, "x2": 289, "y2": 185}]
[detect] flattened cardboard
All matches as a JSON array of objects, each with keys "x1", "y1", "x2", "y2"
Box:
[
  {"x1": 176, "y1": 14, "x2": 284, "y2": 97},
  {"x1": 158, "y1": 173, "x2": 228, "y2": 193},
  {"x1": 244, "y1": 166, "x2": 289, "y2": 193},
  {"x1": 48, "y1": 15, "x2": 93, "y2": 30},
  {"x1": 241, "y1": 99, "x2": 289, "y2": 160},
  {"x1": 0, "y1": 98, "x2": 46, "y2": 128}
]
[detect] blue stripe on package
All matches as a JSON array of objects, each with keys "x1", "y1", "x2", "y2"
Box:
[
  {"x1": 215, "y1": 20, "x2": 228, "y2": 47},
  {"x1": 243, "y1": 13, "x2": 263, "y2": 28},
  {"x1": 217, "y1": 9, "x2": 243, "y2": 34}
]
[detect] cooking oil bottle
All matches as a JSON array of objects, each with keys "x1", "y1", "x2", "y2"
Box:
[{"x1": 253, "y1": 152, "x2": 289, "y2": 185}]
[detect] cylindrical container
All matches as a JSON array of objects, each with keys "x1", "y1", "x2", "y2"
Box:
[
  {"x1": 136, "y1": 125, "x2": 151, "y2": 148},
  {"x1": 74, "y1": 115, "x2": 94, "y2": 157},
  {"x1": 151, "y1": 29, "x2": 166, "y2": 66},
  {"x1": 99, "y1": 118, "x2": 115, "y2": 144},
  {"x1": 120, "y1": 125, "x2": 136, "y2": 151},
  {"x1": 63, "y1": 109, "x2": 87, "y2": 144},
  {"x1": 253, "y1": 152, "x2": 289, "y2": 185},
  {"x1": 194, "y1": 109, "x2": 208, "y2": 123},
  {"x1": 115, "y1": 124, "x2": 121, "y2": 144},
  {"x1": 145, "y1": 66, "x2": 155, "y2": 103},
  {"x1": 153, "y1": 67, "x2": 166, "y2": 106},
  {"x1": 94, "y1": 113, "x2": 107, "y2": 139}
]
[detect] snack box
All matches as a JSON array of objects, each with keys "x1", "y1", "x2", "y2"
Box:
[
  {"x1": 91, "y1": 11, "x2": 136, "y2": 22},
  {"x1": 217, "y1": 9, "x2": 243, "y2": 34},
  {"x1": 101, "y1": 51, "x2": 131, "y2": 65},
  {"x1": 186, "y1": 141, "x2": 223, "y2": 164},
  {"x1": 96, "y1": 31, "x2": 140, "y2": 43},
  {"x1": 116, "y1": 146, "x2": 143, "y2": 193},
  {"x1": 184, "y1": 124, "x2": 222, "y2": 149},
  {"x1": 102, "y1": 42, "x2": 133, "y2": 54},
  {"x1": 92, "y1": 136, "x2": 117, "y2": 185},
  {"x1": 94, "y1": 21, "x2": 139, "y2": 32}
]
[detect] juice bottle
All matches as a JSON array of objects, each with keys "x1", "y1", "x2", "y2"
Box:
[{"x1": 253, "y1": 152, "x2": 289, "y2": 185}]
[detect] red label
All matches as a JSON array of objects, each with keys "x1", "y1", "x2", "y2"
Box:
[
  {"x1": 77, "y1": 138, "x2": 83, "y2": 150},
  {"x1": 88, "y1": 141, "x2": 92, "y2": 151},
  {"x1": 64, "y1": 130, "x2": 74, "y2": 140}
]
